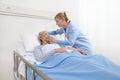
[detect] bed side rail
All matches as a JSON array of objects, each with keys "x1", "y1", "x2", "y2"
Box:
[{"x1": 13, "y1": 51, "x2": 51, "y2": 80}]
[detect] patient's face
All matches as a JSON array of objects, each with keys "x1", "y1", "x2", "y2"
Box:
[
  {"x1": 42, "y1": 31, "x2": 48, "y2": 37},
  {"x1": 38, "y1": 31, "x2": 50, "y2": 44}
]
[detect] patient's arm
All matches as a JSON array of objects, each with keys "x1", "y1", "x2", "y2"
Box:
[
  {"x1": 54, "y1": 47, "x2": 87, "y2": 55},
  {"x1": 54, "y1": 48, "x2": 67, "y2": 53},
  {"x1": 67, "y1": 47, "x2": 87, "y2": 55}
]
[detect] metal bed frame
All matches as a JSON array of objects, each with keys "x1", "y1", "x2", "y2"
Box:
[{"x1": 13, "y1": 51, "x2": 51, "y2": 80}]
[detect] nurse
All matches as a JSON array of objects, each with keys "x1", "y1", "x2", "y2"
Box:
[{"x1": 49, "y1": 12, "x2": 92, "y2": 55}]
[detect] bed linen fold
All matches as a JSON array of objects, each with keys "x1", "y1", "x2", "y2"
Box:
[{"x1": 27, "y1": 51, "x2": 120, "y2": 80}]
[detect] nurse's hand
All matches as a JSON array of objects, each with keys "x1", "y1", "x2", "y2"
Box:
[
  {"x1": 79, "y1": 50, "x2": 87, "y2": 55},
  {"x1": 49, "y1": 36, "x2": 57, "y2": 43}
]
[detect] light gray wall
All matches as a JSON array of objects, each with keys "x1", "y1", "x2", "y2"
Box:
[{"x1": 79, "y1": 0, "x2": 120, "y2": 64}]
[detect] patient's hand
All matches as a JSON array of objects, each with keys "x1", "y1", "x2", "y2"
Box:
[
  {"x1": 54, "y1": 48, "x2": 67, "y2": 53},
  {"x1": 67, "y1": 47, "x2": 87, "y2": 55}
]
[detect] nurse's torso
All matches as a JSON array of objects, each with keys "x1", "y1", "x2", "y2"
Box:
[{"x1": 63, "y1": 22, "x2": 92, "y2": 54}]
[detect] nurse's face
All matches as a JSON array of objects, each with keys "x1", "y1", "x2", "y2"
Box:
[{"x1": 55, "y1": 18, "x2": 65, "y2": 27}]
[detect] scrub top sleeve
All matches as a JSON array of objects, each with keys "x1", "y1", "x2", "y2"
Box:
[
  {"x1": 49, "y1": 28, "x2": 64, "y2": 35},
  {"x1": 68, "y1": 27, "x2": 78, "y2": 46},
  {"x1": 57, "y1": 40, "x2": 71, "y2": 46},
  {"x1": 48, "y1": 31, "x2": 57, "y2": 35}
]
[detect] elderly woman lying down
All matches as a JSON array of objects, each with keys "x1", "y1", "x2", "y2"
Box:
[
  {"x1": 34, "y1": 31, "x2": 87, "y2": 63},
  {"x1": 32, "y1": 31, "x2": 120, "y2": 80}
]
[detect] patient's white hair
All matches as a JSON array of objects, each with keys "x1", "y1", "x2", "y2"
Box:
[
  {"x1": 38, "y1": 31, "x2": 49, "y2": 44},
  {"x1": 38, "y1": 31, "x2": 47, "y2": 38}
]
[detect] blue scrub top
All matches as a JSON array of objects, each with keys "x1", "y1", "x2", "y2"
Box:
[{"x1": 49, "y1": 21, "x2": 92, "y2": 55}]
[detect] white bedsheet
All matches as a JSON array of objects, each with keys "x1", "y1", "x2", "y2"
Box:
[{"x1": 18, "y1": 53, "x2": 41, "y2": 77}]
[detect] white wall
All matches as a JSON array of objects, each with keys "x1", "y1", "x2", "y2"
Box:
[
  {"x1": 0, "y1": 15, "x2": 57, "y2": 80},
  {"x1": 79, "y1": 0, "x2": 120, "y2": 64},
  {"x1": 0, "y1": 0, "x2": 80, "y2": 80},
  {"x1": 0, "y1": 0, "x2": 80, "y2": 24}
]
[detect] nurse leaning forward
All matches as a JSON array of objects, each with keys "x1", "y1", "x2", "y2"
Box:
[{"x1": 49, "y1": 12, "x2": 92, "y2": 55}]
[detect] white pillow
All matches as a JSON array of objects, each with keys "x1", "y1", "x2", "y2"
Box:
[{"x1": 21, "y1": 34, "x2": 40, "y2": 52}]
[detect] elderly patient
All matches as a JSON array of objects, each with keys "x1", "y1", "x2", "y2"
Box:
[{"x1": 34, "y1": 31, "x2": 87, "y2": 62}]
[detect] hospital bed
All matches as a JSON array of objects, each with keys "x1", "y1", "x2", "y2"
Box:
[
  {"x1": 13, "y1": 34, "x2": 52, "y2": 80},
  {"x1": 13, "y1": 51, "x2": 51, "y2": 80},
  {"x1": 13, "y1": 34, "x2": 120, "y2": 80},
  {"x1": 13, "y1": 30, "x2": 65, "y2": 80}
]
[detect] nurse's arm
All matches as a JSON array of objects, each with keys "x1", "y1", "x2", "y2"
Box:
[
  {"x1": 48, "y1": 28, "x2": 64, "y2": 35},
  {"x1": 67, "y1": 28, "x2": 78, "y2": 46},
  {"x1": 48, "y1": 36, "x2": 71, "y2": 46},
  {"x1": 57, "y1": 40, "x2": 71, "y2": 46}
]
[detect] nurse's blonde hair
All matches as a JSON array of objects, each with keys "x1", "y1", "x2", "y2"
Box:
[{"x1": 54, "y1": 12, "x2": 69, "y2": 22}]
